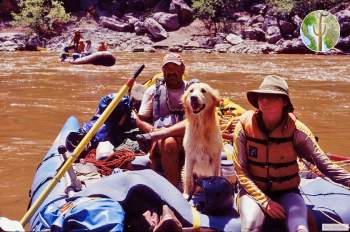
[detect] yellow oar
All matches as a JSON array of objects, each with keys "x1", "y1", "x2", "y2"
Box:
[{"x1": 20, "y1": 64, "x2": 145, "y2": 226}]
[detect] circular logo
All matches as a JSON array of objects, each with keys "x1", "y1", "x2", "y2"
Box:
[{"x1": 300, "y1": 10, "x2": 340, "y2": 52}]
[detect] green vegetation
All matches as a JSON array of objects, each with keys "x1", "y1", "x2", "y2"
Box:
[
  {"x1": 191, "y1": 0, "x2": 242, "y2": 33},
  {"x1": 267, "y1": 0, "x2": 295, "y2": 14},
  {"x1": 191, "y1": 0, "x2": 343, "y2": 34},
  {"x1": 192, "y1": 0, "x2": 223, "y2": 20},
  {"x1": 192, "y1": 0, "x2": 343, "y2": 19},
  {"x1": 11, "y1": 0, "x2": 70, "y2": 37},
  {"x1": 267, "y1": 0, "x2": 343, "y2": 16}
]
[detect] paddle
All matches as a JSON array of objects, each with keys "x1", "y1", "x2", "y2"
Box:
[{"x1": 20, "y1": 64, "x2": 145, "y2": 226}]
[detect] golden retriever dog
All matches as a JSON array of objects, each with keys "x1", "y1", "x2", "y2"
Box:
[{"x1": 182, "y1": 82, "x2": 223, "y2": 195}]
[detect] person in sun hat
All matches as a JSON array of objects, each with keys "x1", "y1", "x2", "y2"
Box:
[
  {"x1": 232, "y1": 75, "x2": 350, "y2": 232},
  {"x1": 135, "y1": 52, "x2": 194, "y2": 188},
  {"x1": 64, "y1": 29, "x2": 83, "y2": 53}
]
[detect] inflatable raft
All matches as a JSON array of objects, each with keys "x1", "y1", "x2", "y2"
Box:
[
  {"x1": 61, "y1": 51, "x2": 116, "y2": 66},
  {"x1": 28, "y1": 117, "x2": 350, "y2": 231}
]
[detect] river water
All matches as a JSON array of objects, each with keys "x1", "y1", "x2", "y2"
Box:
[{"x1": 0, "y1": 52, "x2": 349, "y2": 220}]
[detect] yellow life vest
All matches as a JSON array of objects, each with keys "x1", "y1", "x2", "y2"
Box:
[{"x1": 240, "y1": 110, "x2": 300, "y2": 193}]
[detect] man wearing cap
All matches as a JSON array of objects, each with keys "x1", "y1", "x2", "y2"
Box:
[
  {"x1": 233, "y1": 75, "x2": 350, "y2": 232},
  {"x1": 135, "y1": 53, "x2": 188, "y2": 187},
  {"x1": 64, "y1": 30, "x2": 83, "y2": 53}
]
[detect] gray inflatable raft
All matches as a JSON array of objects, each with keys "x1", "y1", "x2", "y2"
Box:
[{"x1": 68, "y1": 51, "x2": 116, "y2": 66}]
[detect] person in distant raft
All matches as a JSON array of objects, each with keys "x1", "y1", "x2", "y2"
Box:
[
  {"x1": 97, "y1": 41, "x2": 108, "y2": 51},
  {"x1": 64, "y1": 30, "x2": 82, "y2": 53},
  {"x1": 83, "y1": 40, "x2": 93, "y2": 56},
  {"x1": 233, "y1": 75, "x2": 350, "y2": 232},
  {"x1": 135, "y1": 53, "x2": 190, "y2": 188}
]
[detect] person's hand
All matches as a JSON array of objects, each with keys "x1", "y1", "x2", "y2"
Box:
[
  {"x1": 265, "y1": 200, "x2": 286, "y2": 219},
  {"x1": 135, "y1": 133, "x2": 153, "y2": 152},
  {"x1": 136, "y1": 133, "x2": 153, "y2": 143}
]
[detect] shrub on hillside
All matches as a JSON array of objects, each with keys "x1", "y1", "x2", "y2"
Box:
[
  {"x1": 267, "y1": 0, "x2": 343, "y2": 17},
  {"x1": 192, "y1": 0, "x2": 222, "y2": 20},
  {"x1": 192, "y1": 0, "x2": 242, "y2": 34},
  {"x1": 11, "y1": 0, "x2": 70, "y2": 37}
]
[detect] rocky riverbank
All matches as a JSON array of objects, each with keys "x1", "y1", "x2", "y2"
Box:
[{"x1": 1, "y1": 1, "x2": 350, "y2": 54}]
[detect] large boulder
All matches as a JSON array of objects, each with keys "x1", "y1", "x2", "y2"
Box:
[
  {"x1": 241, "y1": 27, "x2": 265, "y2": 41},
  {"x1": 213, "y1": 43, "x2": 231, "y2": 53},
  {"x1": 335, "y1": 10, "x2": 350, "y2": 37},
  {"x1": 25, "y1": 35, "x2": 45, "y2": 51},
  {"x1": 194, "y1": 36, "x2": 225, "y2": 48},
  {"x1": 228, "y1": 42, "x2": 276, "y2": 54},
  {"x1": 0, "y1": 40, "x2": 18, "y2": 52},
  {"x1": 266, "y1": 26, "x2": 282, "y2": 44},
  {"x1": 279, "y1": 20, "x2": 295, "y2": 37},
  {"x1": 99, "y1": 16, "x2": 131, "y2": 32},
  {"x1": 0, "y1": 32, "x2": 27, "y2": 42},
  {"x1": 225, "y1": 34, "x2": 243, "y2": 45},
  {"x1": 263, "y1": 16, "x2": 281, "y2": 43},
  {"x1": 275, "y1": 38, "x2": 310, "y2": 54},
  {"x1": 169, "y1": 0, "x2": 193, "y2": 25},
  {"x1": 0, "y1": 32, "x2": 30, "y2": 51},
  {"x1": 144, "y1": 17, "x2": 168, "y2": 41},
  {"x1": 153, "y1": 12, "x2": 180, "y2": 31}
]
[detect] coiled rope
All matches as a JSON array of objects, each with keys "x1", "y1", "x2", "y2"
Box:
[{"x1": 83, "y1": 149, "x2": 136, "y2": 176}]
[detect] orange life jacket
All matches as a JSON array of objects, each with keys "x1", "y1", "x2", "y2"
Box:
[
  {"x1": 98, "y1": 43, "x2": 108, "y2": 51},
  {"x1": 240, "y1": 110, "x2": 300, "y2": 193}
]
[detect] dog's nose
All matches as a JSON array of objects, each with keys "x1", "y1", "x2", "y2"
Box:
[{"x1": 190, "y1": 95, "x2": 199, "y2": 103}]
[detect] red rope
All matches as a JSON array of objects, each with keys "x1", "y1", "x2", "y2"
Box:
[{"x1": 83, "y1": 149, "x2": 136, "y2": 176}]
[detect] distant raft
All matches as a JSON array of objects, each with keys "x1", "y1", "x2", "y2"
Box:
[{"x1": 66, "y1": 51, "x2": 116, "y2": 66}]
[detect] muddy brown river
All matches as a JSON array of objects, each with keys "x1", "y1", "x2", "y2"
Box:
[{"x1": 0, "y1": 52, "x2": 349, "y2": 221}]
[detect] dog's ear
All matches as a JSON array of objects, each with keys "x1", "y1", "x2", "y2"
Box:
[{"x1": 210, "y1": 87, "x2": 221, "y2": 105}]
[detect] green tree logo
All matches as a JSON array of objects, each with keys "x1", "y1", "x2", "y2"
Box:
[{"x1": 300, "y1": 10, "x2": 340, "y2": 52}]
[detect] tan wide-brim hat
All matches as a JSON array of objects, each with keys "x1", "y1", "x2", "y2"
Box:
[{"x1": 247, "y1": 75, "x2": 294, "y2": 112}]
